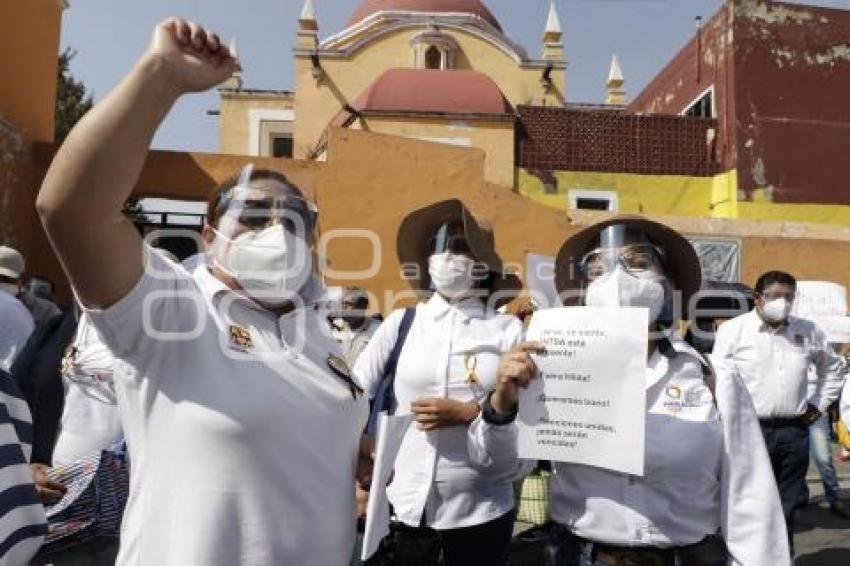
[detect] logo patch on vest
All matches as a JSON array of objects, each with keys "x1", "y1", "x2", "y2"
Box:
[{"x1": 228, "y1": 324, "x2": 254, "y2": 353}]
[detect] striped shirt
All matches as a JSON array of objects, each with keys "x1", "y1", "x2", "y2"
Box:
[{"x1": 0, "y1": 369, "x2": 46, "y2": 565}]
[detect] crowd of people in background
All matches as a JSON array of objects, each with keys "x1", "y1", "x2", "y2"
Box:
[{"x1": 2, "y1": 16, "x2": 850, "y2": 566}]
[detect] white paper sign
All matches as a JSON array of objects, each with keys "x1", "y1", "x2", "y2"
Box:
[
  {"x1": 518, "y1": 307, "x2": 649, "y2": 476},
  {"x1": 792, "y1": 281, "x2": 848, "y2": 318},
  {"x1": 791, "y1": 282, "x2": 849, "y2": 343},
  {"x1": 361, "y1": 413, "x2": 412, "y2": 562}
]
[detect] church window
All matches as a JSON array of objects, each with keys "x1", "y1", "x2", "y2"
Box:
[{"x1": 425, "y1": 46, "x2": 442, "y2": 70}]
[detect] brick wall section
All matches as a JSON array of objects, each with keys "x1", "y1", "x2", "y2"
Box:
[{"x1": 516, "y1": 105, "x2": 719, "y2": 176}]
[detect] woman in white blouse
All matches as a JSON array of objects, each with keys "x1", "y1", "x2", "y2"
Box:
[
  {"x1": 354, "y1": 199, "x2": 532, "y2": 566},
  {"x1": 533, "y1": 216, "x2": 789, "y2": 566}
]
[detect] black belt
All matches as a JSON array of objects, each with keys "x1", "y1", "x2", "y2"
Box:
[
  {"x1": 759, "y1": 415, "x2": 807, "y2": 428},
  {"x1": 563, "y1": 528, "x2": 727, "y2": 566}
]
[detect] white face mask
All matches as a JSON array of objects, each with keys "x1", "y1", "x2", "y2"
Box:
[
  {"x1": 761, "y1": 298, "x2": 792, "y2": 323},
  {"x1": 212, "y1": 224, "x2": 313, "y2": 307},
  {"x1": 428, "y1": 252, "x2": 477, "y2": 299},
  {"x1": 585, "y1": 265, "x2": 668, "y2": 323},
  {"x1": 0, "y1": 282, "x2": 19, "y2": 297}
]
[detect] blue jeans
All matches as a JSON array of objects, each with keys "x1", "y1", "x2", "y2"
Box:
[
  {"x1": 761, "y1": 422, "x2": 810, "y2": 555},
  {"x1": 809, "y1": 413, "x2": 840, "y2": 505}
]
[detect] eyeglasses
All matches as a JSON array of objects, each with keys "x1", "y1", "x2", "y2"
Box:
[
  {"x1": 579, "y1": 244, "x2": 665, "y2": 281},
  {"x1": 759, "y1": 291, "x2": 795, "y2": 302},
  {"x1": 228, "y1": 196, "x2": 319, "y2": 234}
]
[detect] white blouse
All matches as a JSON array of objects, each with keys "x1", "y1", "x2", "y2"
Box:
[
  {"x1": 354, "y1": 294, "x2": 525, "y2": 529},
  {"x1": 550, "y1": 337, "x2": 790, "y2": 566}
]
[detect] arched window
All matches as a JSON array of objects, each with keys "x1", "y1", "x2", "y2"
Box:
[{"x1": 425, "y1": 46, "x2": 442, "y2": 70}]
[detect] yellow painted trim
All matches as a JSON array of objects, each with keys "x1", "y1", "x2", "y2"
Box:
[{"x1": 517, "y1": 168, "x2": 850, "y2": 227}]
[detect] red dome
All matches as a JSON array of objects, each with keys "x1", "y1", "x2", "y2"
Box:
[
  {"x1": 352, "y1": 68, "x2": 512, "y2": 115},
  {"x1": 346, "y1": 0, "x2": 502, "y2": 31}
]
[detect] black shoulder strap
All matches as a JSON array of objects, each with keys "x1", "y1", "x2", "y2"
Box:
[
  {"x1": 367, "y1": 308, "x2": 416, "y2": 433},
  {"x1": 696, "y1": 351, "x2": 717, "y2": 405},
  {"x1": 381, "y1": 307, "x2": 416, "y2": 411}
]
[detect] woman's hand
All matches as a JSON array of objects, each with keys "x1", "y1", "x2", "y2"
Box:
[
  {"x1": 145, "y1": 18, "x2": 240, "y2": 96},
  {"x1": 29, "y1": 463, "x2": 67, "y2": 505},
  {"x1": 491, "y1": 342, "x2": 544, "y2": 415},
  {"x1": 356, "y1": 434, "x2": 375, "y2": 490},
  {"x1": 355, "y1": 484, "x2": 369, "y2": 519},
  {"x1": 411, "y1": 398, "x2": 480, "y2": 431}
]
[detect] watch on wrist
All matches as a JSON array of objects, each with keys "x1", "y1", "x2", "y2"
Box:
[{"x1": 482, "y1": 391, "x2": 518, "y2": 426}]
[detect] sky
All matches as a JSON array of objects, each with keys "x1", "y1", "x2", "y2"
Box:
[{"x1": 61, "y1": 0, "x2": 850, "y2": 153}]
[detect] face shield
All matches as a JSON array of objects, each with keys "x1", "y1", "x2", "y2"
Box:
[
  {"x1": 209, "y1": 164, "x2": 319, "y2": 308},
  {"x1": 579, "y1": 225, "x2": 672, "y2": 324},
  {"x1": 578, "y1": 226, "x2": 667, "y2": 283}
]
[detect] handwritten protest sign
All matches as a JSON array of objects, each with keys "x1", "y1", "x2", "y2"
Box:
[{"x1": 519, "y1": 307, "x2": 648, "y2": 475}]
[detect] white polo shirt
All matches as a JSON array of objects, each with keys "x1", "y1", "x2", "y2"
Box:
[
  {"x1": 713, "y1": 310, "x2": 844, "y2": 418},
  {"x1": 0, "y1": 290, "x2": 34, "y2": 372},
  {"x1": 550, "y1": 338, "x2": 789, "y2": 565},
  {"x1": 354, "y1": 295, "x2": 525, "y2": 530},
  {"x1": 86, "y1": 250, "x2": 368, "y2": 566}
]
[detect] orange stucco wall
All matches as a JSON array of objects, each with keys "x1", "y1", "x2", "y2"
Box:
[
  {"x1": 0, "y1": 0, "x2": 63, "y2": 143},
  {"x1": 15, "y1": 130, "x2": 850, "y2": 310}
]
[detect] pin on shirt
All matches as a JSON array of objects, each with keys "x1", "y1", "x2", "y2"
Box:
[
  {"x1": 464, "y1": 353, "x2": 480, "y2": 385},
  {"x1": 228, "y1": 324, "x2": 255, "y2": 353},
  {"x1": 464, "y1": 353, "x2": 485, "y2": 397},
  {"x1": 327, "y1": 353, "x2": 363, "y2": 399}
]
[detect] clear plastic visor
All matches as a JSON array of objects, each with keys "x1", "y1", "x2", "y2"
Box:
[{"x1": 578, "y1": 225, "x2": 666, "y2": 282}]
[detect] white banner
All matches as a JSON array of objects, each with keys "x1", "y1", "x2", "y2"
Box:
[
  {"x1": 792, "y1": 282, "x2": 849, "y2": 343},
  {"x1": 518, "y1": 307, "x2": 648, "y2": 476},
  {"x1": 792, "y1": 281, "x2": 848, "y2": 318}
]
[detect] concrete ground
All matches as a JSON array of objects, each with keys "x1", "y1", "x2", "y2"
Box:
[{"x1": 795, "y1": 455, "x2": 850, "y2": 565}]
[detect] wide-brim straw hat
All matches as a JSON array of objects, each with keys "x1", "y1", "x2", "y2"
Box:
[
  {"x1": 397, "y1": 199, "x2": 522, "y2": 297},
  {"x1": 554, "y1": 215, "x2": 702, "y2": 312}
]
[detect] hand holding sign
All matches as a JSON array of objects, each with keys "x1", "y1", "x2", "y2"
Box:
[
  {"x1": 518, "y1": 308, "x2": 648, "y2": 475},
  {"x1": 491, "y1": 342, "x2": 545, "y2": 414}
]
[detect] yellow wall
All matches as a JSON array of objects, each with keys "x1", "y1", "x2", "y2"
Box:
[
  {"x1": 518, "y1": 168, "x2": 850, "y2": 227},
  {"x1": 353, "y1": 115, "x2": 515, "y2": 186},
  {"x1": 294, "y1": 24, "x2": 564, "y2": 159},
  {"x1": 518, "y1": 169, "x2": 716, "y2": 217},
  {"x1": 0, "y1": 0, "x2": 63, "y2": 142},
  {"x1": 219, "y1": 93, "x2": 295, "y2": 155}
]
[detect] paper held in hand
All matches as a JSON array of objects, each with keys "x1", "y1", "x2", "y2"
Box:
[{"x1": 518, "y1": 307, "x2": 649, "y2": 476}]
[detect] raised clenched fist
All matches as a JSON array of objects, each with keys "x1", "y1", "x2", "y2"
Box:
[{"x1": 145, "y1": 18, "x2": 240, "y2": 95}]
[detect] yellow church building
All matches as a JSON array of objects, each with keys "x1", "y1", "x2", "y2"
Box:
[
  {"x1": 219, "y1": 0, "x2": 566, "y2": 186},
  {"x1": 218, "y1": 0, "x2": 850, "y2": 228}
]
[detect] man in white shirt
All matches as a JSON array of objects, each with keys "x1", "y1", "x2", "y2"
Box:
[
  {"x1": 330, "y1": 286, "x2": 382, "y2": 367},
  {"x1": 713, "y1": 270, "x2": 845, "y2": 553},
  {"x1": 0, "y1": 246, "x2": 35, "y2": 372}
]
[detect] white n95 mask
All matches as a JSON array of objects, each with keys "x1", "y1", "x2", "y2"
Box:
[
  {"x1": 761, "y1": 298, "x2": 792, "y2": 323},
  {"x1": 585, "y1": 265, "x2": 668, "y2": 323},
  {"x1": 212, "y1": 224, "x2": 312, "y2": 307},
  {"x1": 428, "y1": 252, "x2": 477, "y2": 299}
]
